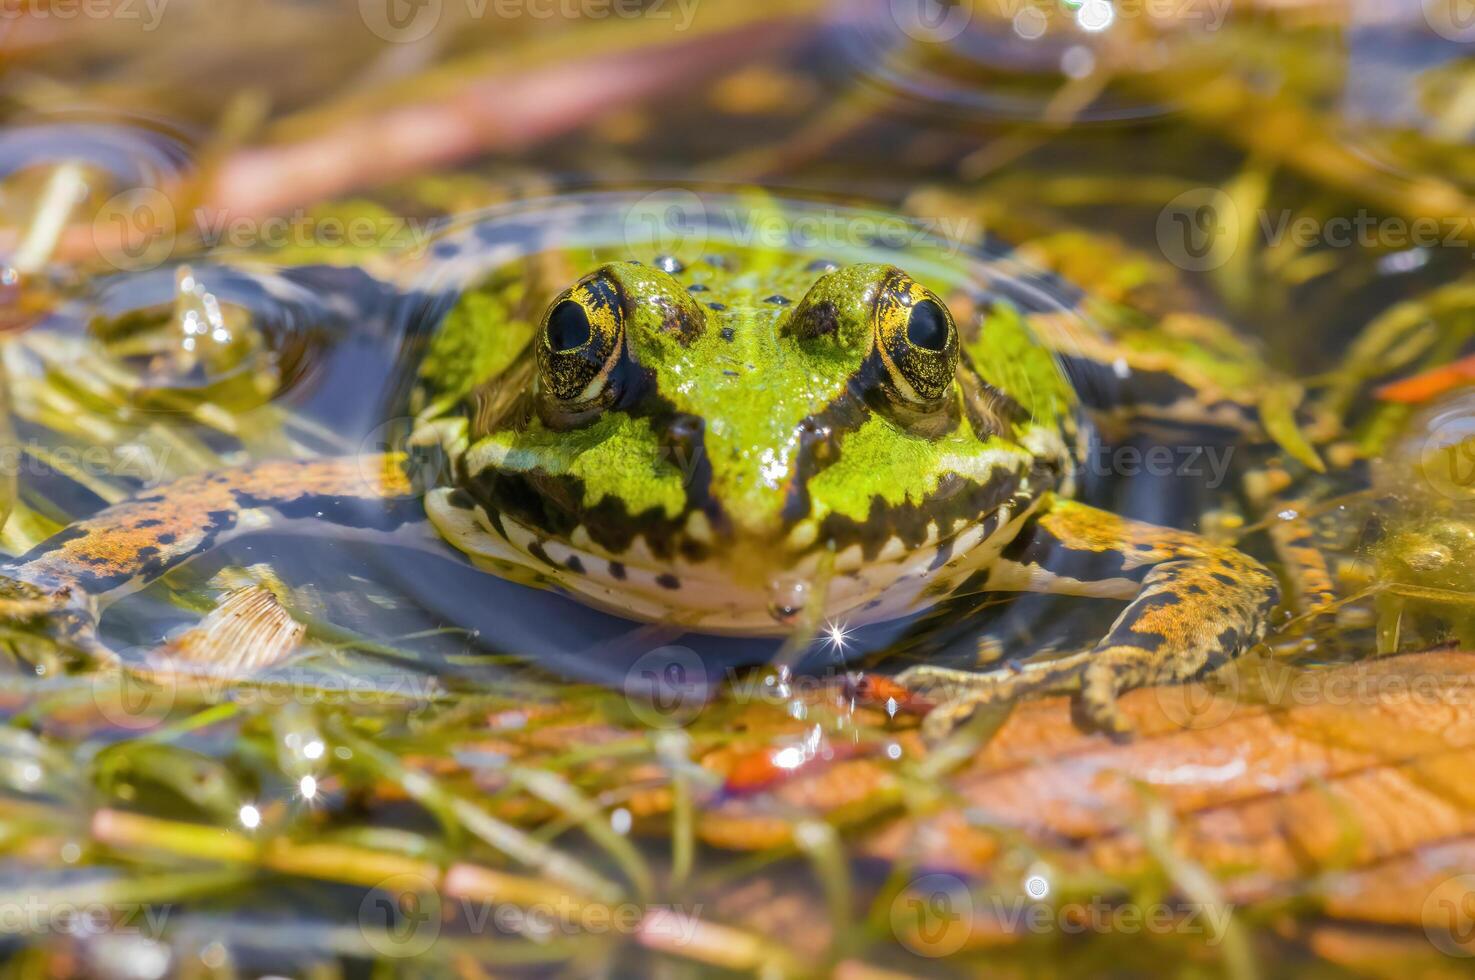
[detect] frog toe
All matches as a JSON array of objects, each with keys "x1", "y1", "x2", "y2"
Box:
[{"x1": 0, "y1": 578, "x2": 113, "y2": 665}]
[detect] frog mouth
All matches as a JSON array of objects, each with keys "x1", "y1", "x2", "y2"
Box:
[{"x1": 425, "y1": 485, "x2": 1039, "y2": 635}]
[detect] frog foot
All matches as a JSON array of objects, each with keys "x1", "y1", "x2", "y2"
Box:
[
  {"x1": 898, "y1": 652, "x2": 1093, "y2": 743},
  {"x1": 0, "y1": 577, "x2": 114, "y2": 666},
  {"x1": 899, "y1": 496, "x2": 1280, "y2": 739}
]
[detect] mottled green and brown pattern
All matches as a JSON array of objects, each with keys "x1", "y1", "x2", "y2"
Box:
[{"x1": 1, "y1": 193, "x2": 1284, "y2": 733}]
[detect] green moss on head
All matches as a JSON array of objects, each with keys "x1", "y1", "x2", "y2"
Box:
[
  {"x1": 469, "y1": 412, "x2": 687, "y2": 520},
  {"x1": 438, "y1": 238, "x2": 1076, "y2": 554}
]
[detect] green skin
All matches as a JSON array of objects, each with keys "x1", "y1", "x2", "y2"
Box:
[
  {"x1": 0, "y1": 222, "x2": 1281, "y2": 735},
  {"x1": 420, "y1": 253, "x2": 1077, "y2": 633}
]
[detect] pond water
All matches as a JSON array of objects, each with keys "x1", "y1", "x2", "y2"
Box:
[{"x1": 2, "y1": 1, "x2": 1475, "y2": 976}]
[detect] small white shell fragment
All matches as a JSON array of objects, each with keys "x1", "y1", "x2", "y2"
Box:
[{"x1": 150, "y1": 585, "x2": 305, "y2": 677}]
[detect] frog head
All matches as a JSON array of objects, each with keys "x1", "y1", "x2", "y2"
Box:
[{"x1": 438, "y1": 250, "x2": 1073, "y2": 633}]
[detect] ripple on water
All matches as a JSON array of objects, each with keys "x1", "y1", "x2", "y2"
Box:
[
  {"x1": 0, "y1": 117, "x2": 196, "y2": 274},
  {"x1": 80, "y1": 261, "x2": 359, "y2": 414},
  {"x1": 823, "y1": 0, "x2": 1235, "y2": 124}
]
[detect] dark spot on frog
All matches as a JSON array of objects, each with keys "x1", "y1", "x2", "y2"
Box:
[
  {"x1": 1211, "y1": 572, "x2": 1237, "y2": 586},
  {"x1": 764, "y1": 295, "x2": 791, "y2": 305},
  {"x1": 789, "y1": 300, "x2": 839, "y2": 339},
  {"x1": 653, "y1": 296, "x2": 702, "y2": 344},
  {"x1": 654, "y1": 255, "x2": 684, "y2": 274},
  {"x1": 135, "y1": 519, "x2": 163, "y2": 529},
  {"x1": 656, "y1": 573, "x2": 681, "y2": 590},
  {"x1": 157, "y1": 533, "x2": 177, "y2": 545},
  {"x1": 608, "y1": 560, "x2": 626, "y2": 580},
  {"x1": 565, "y1": 555, "x2": 585, "y2": 574},
  {"x1": 526, "y1": 540, "x2": 558, "y2": 570},
  {"x1": 687, "y1": 283, "x2": 709, "y2": 293},
  {"x1": 720, "y1": 327, "x2": 735, "y2": 342},
  {"x1": 662, "y1": 414, "x2": 705, "y2": 467}
]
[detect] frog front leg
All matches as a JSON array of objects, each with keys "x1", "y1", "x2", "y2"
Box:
[
  {"x1": 0, "y1": 456, "x2": 417, "y2": 663},
  {"x1": 901, "y1": 495, "x2": 1280, "y2": 735}
]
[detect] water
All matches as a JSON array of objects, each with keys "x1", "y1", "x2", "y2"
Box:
[{"x1": 3, "y1": 1, "x2": 1475, "y2": 975}]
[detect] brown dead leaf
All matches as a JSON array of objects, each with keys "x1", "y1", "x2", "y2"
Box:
[{"x1": 683, "y1": 652, "x2": 1475, "y2": 947}]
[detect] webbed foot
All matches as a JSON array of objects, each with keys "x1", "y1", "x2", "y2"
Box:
[
  {"x1": 898, "y1": 496, "x2": 1279, "y2": 738},
  {"x1": 0, "y1": 575, "x2": 115, "y2": 666}
]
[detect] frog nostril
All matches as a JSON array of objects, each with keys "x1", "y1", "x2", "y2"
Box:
[
  {"x1": 907, "y1": 299, "x2": 949, "y2": 351},
  {"x1": 797, "y1": 418, "x2": 838, "y2": 465},
  {"x1": 663, "y1": 413, "x2": 706, "y2": 464},
  {"x1": 546, "y1": 300, "x2": 592, "y2": 352}
]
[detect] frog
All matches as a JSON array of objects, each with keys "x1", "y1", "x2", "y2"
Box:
[{"x1": 0, "y1": 191, "x2": 1283, "y2": 735}]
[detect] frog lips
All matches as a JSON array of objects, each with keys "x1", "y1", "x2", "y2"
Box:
[{"x1": 426, "y1": 479, "x2": 1039, "y2": 635}]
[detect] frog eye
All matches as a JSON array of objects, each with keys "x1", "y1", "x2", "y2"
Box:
[
  {"x1": 873, "y1": 269, "x2": 959, "y2": 405},
  {"x1": 538, "y1": 271, "x2": 626, "y2": 404}
]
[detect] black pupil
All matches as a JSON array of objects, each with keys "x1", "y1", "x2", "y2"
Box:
[
  {"x1": 907, "y1": 299, "x2": 949, "y2": 351},
  {"x1": 547, "y1": 300, "x2": 592, "y2": 352}
]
